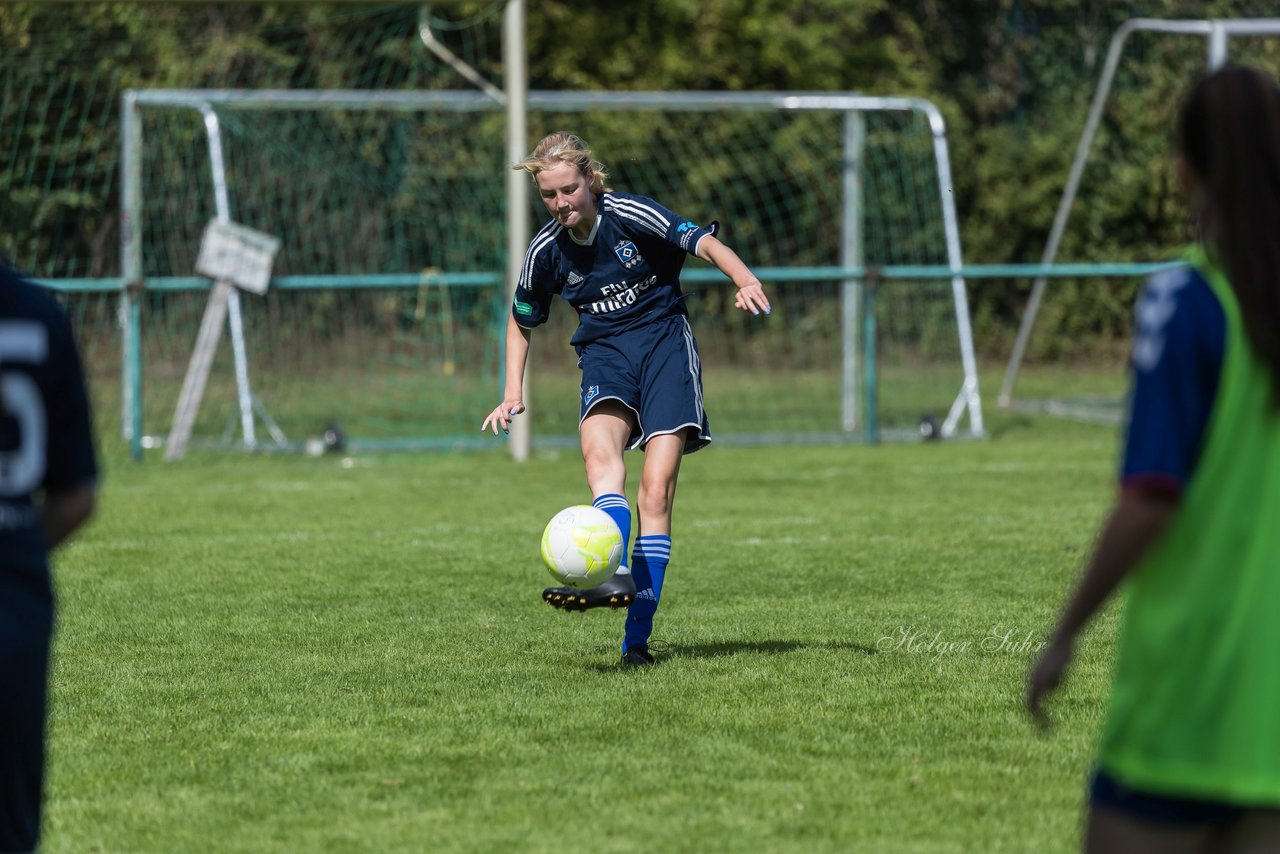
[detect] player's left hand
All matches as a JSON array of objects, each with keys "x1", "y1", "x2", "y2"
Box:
[
  {"x1": 735, "y1": 282, "x2": 771, "y2": 316},
  {"x1": 1026, "y1": 636, "x2": 1074, "y2": 731}
]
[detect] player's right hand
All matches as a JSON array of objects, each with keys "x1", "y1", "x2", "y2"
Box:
[
  {"x1": 1026, "y1": 636, "x2": 1074, "y2": 732},
  {"x1": 481, "y1": 400, "x2": 525, "y2": 435}
]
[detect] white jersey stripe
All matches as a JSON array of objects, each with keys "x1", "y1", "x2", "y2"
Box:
[
  {"x1": 606, "y1": 199, "x2": 669, "y2": 237},
  {"x1": 609, "y1": 196, "x2": 673, "y2": 229},
  {"x1": 519, "y1": 222, "x2": 563, "y2": 289},
  {"x1": 679, "y1": 316, "x2": 704, "y2": 422},
  {"x1": 518, "y1": 228, "x2": 552, "y2": 290},
  {"x1": 604, "y1": 197, "x2": 670, "y2": 238}
]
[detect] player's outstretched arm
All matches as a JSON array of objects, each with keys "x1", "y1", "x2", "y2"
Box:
[
  {"x1": 696, "y1": 234, "x2": 771, "y2": 316},
  {"x1": 481, "y1": 315, "x2": 532, "y2": 435}
]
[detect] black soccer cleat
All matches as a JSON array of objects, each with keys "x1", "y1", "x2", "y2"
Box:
[
  {"x1": 620, "y1": 645, "x2": 655, "y2": 666},
  {"x1": 542, "y1": 571, "x2": 636, "y2": 612}
]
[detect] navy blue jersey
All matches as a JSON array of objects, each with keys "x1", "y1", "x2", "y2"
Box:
[
  {"x1": 512, "y1": 192, "x2": 716, "y2": 346},
  {"x1": 1120, "y1": 265, "x2": 1226, "y2": 496},
  {"x1": 1, "y1": 269, "x2": 99, "y2": 580}
]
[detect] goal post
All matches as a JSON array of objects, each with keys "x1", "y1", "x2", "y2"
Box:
[
  {"x1": 529, "y1": 91, "x2": 983, "y2": 444},
  {"x1": 120, "y1": 88, "x2": 983, "y2": 453},
  {"x1": 999, "y1": 17, "x2": 1280, "y2": 412}
]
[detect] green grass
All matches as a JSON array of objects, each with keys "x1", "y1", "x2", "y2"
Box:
[
  {"x1": 45, "y1": 406, "x2": 1125, "y2": 852},
  {"x1": 100, "y1": 360, "x2": 1124, "y2": 453}
]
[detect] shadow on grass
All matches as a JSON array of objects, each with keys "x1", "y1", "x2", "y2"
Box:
[
  {"x1": 985, "y1": 412, "x2": 1037, "y2": 440},
  {"x1": 588, "y1": 638, "x2": 878, "y2": 672},
  {"x1": 666, "y1": 639, "x2": 879, "y2": 659}
]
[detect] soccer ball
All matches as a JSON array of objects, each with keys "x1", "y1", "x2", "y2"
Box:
[
  {"x1": 540, "y1": 505, "x2": 624, "y2": 589},
  {"x1": 918, "y1": 413, "x2": 941, "y2": 442}
]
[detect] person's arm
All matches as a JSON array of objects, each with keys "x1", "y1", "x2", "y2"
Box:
[
  {"x1": 41, "y1": 480, "x2": 97, "y2": 551},
  {"x1": 696, "y1": 234, "x2": 771, "y2": 316},
  {"x1": 481, "y1": 315, "x2": 532, "y2": 435},
  {"x1": 1026, "y1": 489, "x2": 1178, "y2": 727}
]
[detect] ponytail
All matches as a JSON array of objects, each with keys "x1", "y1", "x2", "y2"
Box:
[{"x1": 1178, "y1": 65, "x2": 1280, "y2": 407}]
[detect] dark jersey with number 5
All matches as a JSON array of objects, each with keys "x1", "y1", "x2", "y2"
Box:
[{"x1": 1, "y1": 269, "x2": 98, "y2": 588}]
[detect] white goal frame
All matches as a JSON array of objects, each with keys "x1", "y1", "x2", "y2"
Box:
[
  {"x1": 999, "y1": 17, "x2": 1280, "y2": 409},
  {"x1": 119, "y1": 88, "x2": 984, "y2": 455}
]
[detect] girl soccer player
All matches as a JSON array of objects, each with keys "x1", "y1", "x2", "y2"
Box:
[
  {"x1": 482, "y1": 132, "x2": 770, "y2": 666},
  {"x1": 1027, "y1": 65, "x2": 1280, "y2": 851}
]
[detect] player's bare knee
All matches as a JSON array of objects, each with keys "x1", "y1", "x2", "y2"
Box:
[
  {"x1": 636, "y1": 481, "x2": 676, "y2": 521},
  {"x1": 583, "y1": 450, "x2": 625, "y2": 490}
]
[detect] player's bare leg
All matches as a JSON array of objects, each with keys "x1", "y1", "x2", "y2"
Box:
[
  {"x1": 634, "y1": 432, "x2": 683, "y2": 537},
  {"x1": 543, "y1": 402, "x2": 637, "y2": 611},
  {"x1": 621, "y1": 431, "x2": 684, "y2": 665},
  {"x1": 581, "y1": 402, "x2": 631, "y2": 496}
]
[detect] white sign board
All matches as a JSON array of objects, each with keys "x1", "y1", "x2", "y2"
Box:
[{"x1": 195, "y1": 219, "x2": 280, "y2": 295}]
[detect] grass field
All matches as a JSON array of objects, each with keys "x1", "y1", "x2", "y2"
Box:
[{"x1": 44, "y1": 403, "x2": 1127, "y2": 853}]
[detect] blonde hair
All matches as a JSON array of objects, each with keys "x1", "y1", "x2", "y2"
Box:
[{"x1": 513, "y1": 132, "x2": 610, "y2": 193}]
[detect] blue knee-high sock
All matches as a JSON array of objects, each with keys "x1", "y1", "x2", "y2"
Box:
[
  {"x1": 624, "y1": 535, "x2": 671, "y2": 651},
  {"x1": 592, "y1": 493, "x2": 631, "y2": 573}
]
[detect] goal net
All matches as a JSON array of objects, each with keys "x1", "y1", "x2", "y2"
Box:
[
  {"x1": 124, "y1": 91, "x2": 981, "y2": 450},
  {"x1": 4, "y1": 4, "x2": 982, "y2": 454},
  {"x1": 999, "y1": 18, "x2": 1280, "y2": 424}
]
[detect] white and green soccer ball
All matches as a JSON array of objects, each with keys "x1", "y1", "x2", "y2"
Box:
[{"x1": 540, "y1": 505, "x2": 623, "y2": 589}]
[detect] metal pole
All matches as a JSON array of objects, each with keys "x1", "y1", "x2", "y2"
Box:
[
  {"x1": 418, "y1": 7, "x2": 506, "y2": 104},
  {"x1": 200, "y1": 104, "x2": 257, "y2": 449},
  {"x1": 997, "y1": 18, "x2": 1214, "y2": 408},
  {"x1": 504, "y1": 0, "x2": 530, "y2": 461},
  {"x1": 926, "y1": 106, "x2": 983, "y2": 438},
  {"x1": 840, "y1": 110, "x2": 865, "y2": 433},
  {"x1": 120, "y1": 91, "x2": 144, "y2": 461},
  {"x1": 862, "y1": 277, "x2": 878, "y2": 445},
  {"x1": 1208, "y1": 21, "x2": 1229, "y2": 69}
]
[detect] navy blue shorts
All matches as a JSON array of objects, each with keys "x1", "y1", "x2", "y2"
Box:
[
  {"x1": 1090, "y1": 768, "x2": 1246, "y2": 828},
  {"x1": 576, "y1": 314, "x2": 711, "y2": 454},
  {"x1": 0, "y1": 580, "x2": 54, "y2": 854}
]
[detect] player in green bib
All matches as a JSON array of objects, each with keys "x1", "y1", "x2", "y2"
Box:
[{"x1": 1028, "y1": 65, "x2": 1280, "y2": 850}]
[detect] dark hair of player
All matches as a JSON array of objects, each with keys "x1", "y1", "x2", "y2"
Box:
[{"x1": 1177, "y1": 64, "x2": 1280, "y2": 406}]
